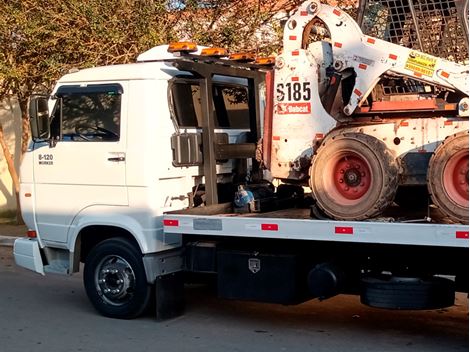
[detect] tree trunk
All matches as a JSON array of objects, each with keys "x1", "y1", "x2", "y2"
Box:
[
  {"x1": 0, "y1": 122, "x2": 23, "y2": 224},
  {"x1": 19, "y1": 98, "x2": 31, "y2": 159}
]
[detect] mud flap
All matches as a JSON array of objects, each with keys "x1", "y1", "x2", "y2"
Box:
[{"x1": 155, "y1": 271, "x2": 185, "y2": 321}]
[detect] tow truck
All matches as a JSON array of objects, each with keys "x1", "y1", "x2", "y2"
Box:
[{"x1": 14, "y1": 0, "x2": 468, "y2": 319}]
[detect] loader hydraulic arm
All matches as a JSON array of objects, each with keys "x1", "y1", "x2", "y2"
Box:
[{"x1": 284, "y1": 0, "x2": 469, "y2": 115}]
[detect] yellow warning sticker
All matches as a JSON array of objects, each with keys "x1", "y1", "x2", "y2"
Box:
[{"x1": 405, "y1": 51, "x2": 437, "y2": 77}]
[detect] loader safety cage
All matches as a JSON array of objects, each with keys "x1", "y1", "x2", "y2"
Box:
[{"x1": 163, "y1": 208, "x2": 469, "y2": 248}]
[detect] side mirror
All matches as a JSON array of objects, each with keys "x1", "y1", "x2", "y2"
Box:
[{"x1": 29, "y1": 95, "x2": 50, "y2": 141}]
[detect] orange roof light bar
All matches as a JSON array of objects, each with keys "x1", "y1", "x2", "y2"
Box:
[
  {"x1": 229, "y1": 52, "x2": 255, "y2": 62},
  {"x1": 255, "y1": 57, "x2": 275, "y2": 65},
  {"x1": 201, "y1": 47, "x2": 229, "y2": 57},
  {"x1": 168, "y1": 41, "x2": 198, "y2": 53}
]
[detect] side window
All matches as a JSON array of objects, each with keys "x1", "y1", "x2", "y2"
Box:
[
  {"x1": 171, "y1": 79, "x2": 250, "y2": 129},
  {"x1": 51, "y1": 84, "x2": 122, "y2": 141},
  {"x1": 213, "y1": 85, "x2": 249, "y2": 129},
  {"x1": 171, "y1": 82, "x2": 203, "y2": 128}
]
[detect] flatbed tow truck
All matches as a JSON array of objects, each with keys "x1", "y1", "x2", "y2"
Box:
[{"x1": 15, "y1": 0, "x2": 468, "y2": 319}]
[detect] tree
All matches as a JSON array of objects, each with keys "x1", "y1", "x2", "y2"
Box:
[
  {"x1": 0, "y1": 0, "x2": 178, "y2": 221},
  {"x1": 174, "y1": 0, "x2": 304, "y2": 55}
]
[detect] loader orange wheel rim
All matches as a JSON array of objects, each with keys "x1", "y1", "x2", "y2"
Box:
[
  {"x1": 331, "y1": 152, "x2": 372, "y2": 201},
  {"x1": 443, "y1": 150, "x2": 469, "y2": 207}
]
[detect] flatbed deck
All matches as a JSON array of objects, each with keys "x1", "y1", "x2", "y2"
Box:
[{"x1": 163, "y1": 206, "x2": 469, "y2": 248}]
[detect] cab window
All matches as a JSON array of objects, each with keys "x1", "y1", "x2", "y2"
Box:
[
  {"x1": 171, "y1": 80, "x2": 250, "y2": 129},
  {"x1": 51, "y1": 84, "x2": 122, "y2": 141}
]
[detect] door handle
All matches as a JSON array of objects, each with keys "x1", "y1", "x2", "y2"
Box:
[
  {"x1": 107, "y1": 152, "x2": 126, "y2": 162},
  {"x1": 108, "y1": 156, "x2": 125, "y2": 162}
]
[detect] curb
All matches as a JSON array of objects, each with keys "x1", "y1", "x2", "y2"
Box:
[{"x1": 0, "y1": 236, "x2": 18, "y2": 247}]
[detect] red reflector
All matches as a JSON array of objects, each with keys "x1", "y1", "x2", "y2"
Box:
[
  {"x1": 300, "y1": 10, "x2": 308, "y2": 16},
  {"x1": 292, "y1": 50, "x2": 299, "y2": 56},
  {"x1": 389, "y1": 54, "x2": 398, "y2": 60},
  {"x1": 354, "y1": 89, "x2": 362, "y2": 97},
  {"x1": 334, "y1": 42, "x2": 343, "y2": 48},
  {"x1": 163, "y1": 219, "x2": 179, "y2": 227},
  {"x1": 441, "y1": 71, "x2": 450, "y2": 79},
  {"x1": 272, "y1": 136, "x2": 281, "y2": 141},
  {"x1": 333, "y1": 9, "x2": 341, "y2": 16},
  {"x1": 289, "y1": 35, "x2": 297, "y2": 40},
  {"x1": 27, "y1": 230, "x2": 37, "y2": 238},
  {"x1": 314, "y1": 133, "x2": 324, "y2": 139},
  {"x1": 367, "y1": 38, "x2": 376, "y2": 44},
  {"x1": 291, "y1": 76, "x2": 299, "y2": 81},
  {"x1": 358, "y1": 63, "x2": 367, "y2": 70},
  {"x1": 261, "y1": 224, "x2": 278, "y2": 231},
  {"x1": 335, "y1": 227, "x2": 353, "y2": 235},
  {"x1": 400, "y1": 121, "x2": 409, "y2": 127},
  {"x1": 456, "y1": 231, "x2": 469, "y2": 239},
  {"x1": 444, "y1": 120, "x2": 453, "y2": 126}
]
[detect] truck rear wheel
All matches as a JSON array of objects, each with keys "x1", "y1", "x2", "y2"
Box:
[
  {"x1": 310, "y1": 132, "x2": 399, "y2": 220},
  {"x1": 83, "y1": 238, "x2": 151, "y2": 319},
  {"x1": 428, "y1": 131, "x2": 469, "y2": 224}
]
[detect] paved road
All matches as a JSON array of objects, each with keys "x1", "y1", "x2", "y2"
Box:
[{"x1": 0, "y1": 246, "x2": 468, "y2": 352}]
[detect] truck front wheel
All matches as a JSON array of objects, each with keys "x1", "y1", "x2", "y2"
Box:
[{"x1": 83, "y1": 238, "x2": 151, "y2": 319}]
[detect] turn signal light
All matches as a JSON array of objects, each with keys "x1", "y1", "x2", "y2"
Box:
[
  {"x1": 201, "y1": 47, "x2": 228, "y2": 57},
  {"x1": 229, "y1": 53, "x2": 255, "y2": 62},
  {"x1": 27, "y1": 230, "x2": 37, "y2": 238},
  {"x1": 255, "y1": 57, "x2": 275, "y2": 65},
  {"x1": 168, "y1": 41, "x2": 198, "y2": 53}
]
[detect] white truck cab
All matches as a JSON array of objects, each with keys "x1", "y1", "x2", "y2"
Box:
[{"x1": 15, "y1": 45, "x2": 266, "y2": 318}]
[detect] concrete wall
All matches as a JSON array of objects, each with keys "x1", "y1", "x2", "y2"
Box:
[{"x1": 0, "y1": 98, "x2": 22, "y2": 218}]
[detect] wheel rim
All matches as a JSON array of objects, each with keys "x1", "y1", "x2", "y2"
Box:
[
  {"x1": 94, "y1": 255, "x2": 136, "y2": 306},
  {"x1": 443, "y1": 149, "x2": 469, "y2": 207},
  {"x1": 329, "y1": 151, "x2": 372, "y2": 202}
]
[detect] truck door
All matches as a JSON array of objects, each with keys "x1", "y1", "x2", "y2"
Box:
[{"x1": 32, "y1": 83, "x2": 128, "y2": 243}]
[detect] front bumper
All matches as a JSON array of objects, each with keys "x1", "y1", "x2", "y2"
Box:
[{"x1": 14, "y1": 238, "x2": 45, "y2": 275}]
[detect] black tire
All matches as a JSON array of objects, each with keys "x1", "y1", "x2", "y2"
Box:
[
  {"x1": 83, "y1": 238, "x2": 151, "y2": 319},
  {"x1": 427, "y1": 130, "x2": 469, "y2": 224},
  {"x1": 361, "y1": 275, "x2": 455, "y2": 310},
  {"x1": 309, "y1": 132, "x2": 399, "y2": 220}
]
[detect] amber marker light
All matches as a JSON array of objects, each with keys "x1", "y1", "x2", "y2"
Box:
[
  {"x1": 255, "y1": 57, "x2": 275, "y2": 65},
  {"x1": 229, "y1": 53, "x2": 255, "y2": 62},
  {"x1": 167, "y1": 41, "x2": 198, "y2": 53},
  {"x1": 201, "y1": 47, "x2": 228, "y2": 57}
]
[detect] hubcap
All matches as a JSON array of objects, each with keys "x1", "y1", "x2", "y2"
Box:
[
  {"x1": 95, "y1": 255, "x2": 135, "y2": 306},
  {"x1": 443, "y1": 150, "x2": 469, "y2": 207},
  {"x1": 332, "y1": 153, "x2": 372, "y2": 200}
]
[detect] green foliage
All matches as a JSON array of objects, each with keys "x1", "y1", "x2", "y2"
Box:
[
  {"x1": 0, "y1": 0, "x2": 177, "y2": 100},
  {"x1": 176, "y1": 0, "x2": 303, "y2": 55}
]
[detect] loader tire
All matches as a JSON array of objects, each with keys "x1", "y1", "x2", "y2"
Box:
[
  {"x1": 310, "y1": 132, "x2": 399, "y2": 221},
  {"x1": 428, "y1": 130, "x2": 469, "y2": 224}
]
